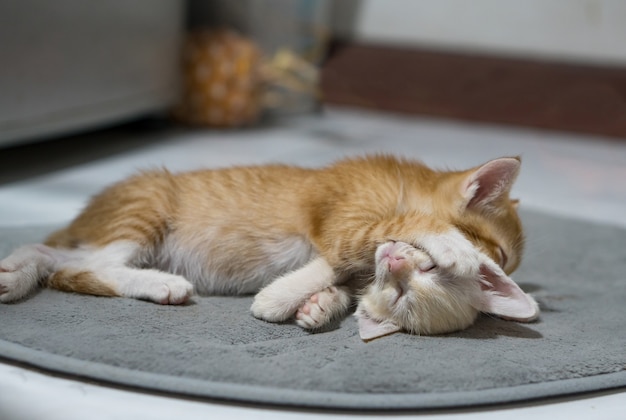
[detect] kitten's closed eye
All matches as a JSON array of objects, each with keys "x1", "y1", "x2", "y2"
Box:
[
  {"x1": 418, "y1": 258, "x2": 436, "y2": 273},
  {"x1": 408, "y1": 243, "x2": 436, "y2": 271},
  {"x1": 497, "y1": 246, "x2": 508, "y2": 268}
]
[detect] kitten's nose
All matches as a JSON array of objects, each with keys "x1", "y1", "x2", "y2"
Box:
[
  {"x1": 387, "y1": 254, "x2": 407, "y2": 274},
  {"x1": 381, "y1": 242, "x2": 409, "y2": 275}
]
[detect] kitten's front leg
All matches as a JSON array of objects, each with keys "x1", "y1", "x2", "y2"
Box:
[
  {"x1": 251, "y1": 256, "x2": 337, "y2": 323},
  {"x1": 295, "y1": 285, "x2": 352, "y2": 330}
]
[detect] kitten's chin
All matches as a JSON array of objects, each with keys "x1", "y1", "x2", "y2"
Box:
[
  {"x1": 423, "y1": 310, "x2": 479, "y2": 335},
  {"x1": 391, "y1": 291, "x2": 404, "y2": 307}
]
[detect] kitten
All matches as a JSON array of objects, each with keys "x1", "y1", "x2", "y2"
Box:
[{"x1": 0, "y1": 155, "x2": 538, "y2": 340}]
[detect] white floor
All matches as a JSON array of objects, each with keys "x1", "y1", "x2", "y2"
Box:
[{"x1": 1, "y1": 107, "x2": 624, "y2": 419}]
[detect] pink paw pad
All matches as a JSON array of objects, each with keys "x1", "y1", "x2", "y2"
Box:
[
  {"x1": 295, "y1": 287, "x2": 337, "y2": 328},
  {"x1": 296, "y1": 292, "x2": 324, "y2": 319},
  {"x1": 297, "y1": 303, "x2": 310, "y2": 317}
]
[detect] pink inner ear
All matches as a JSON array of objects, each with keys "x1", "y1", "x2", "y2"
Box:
[
  {"x1": 356, "y1": 310, "x2": 402, "y2": 341},
  {"x1": 465, "y1": 158, "x2": 520, "y2": 209},
  {"x1": 474, "y1": 261, "x2": 539, "y2": 322}
]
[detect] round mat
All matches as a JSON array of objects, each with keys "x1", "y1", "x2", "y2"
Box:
[{"x1": 1, "y1": 210, "x2": 624, "y2": 410}]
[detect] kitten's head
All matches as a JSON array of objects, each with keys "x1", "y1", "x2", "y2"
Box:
[
  {"x1": 356, "y1": 157, "x2": 537, "y2": 341},
  {"x1": 356, "y1": 240, "x2": 538, "y2": 340}
]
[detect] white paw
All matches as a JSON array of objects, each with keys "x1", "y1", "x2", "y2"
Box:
[
  {"x1": 0, "y1": 267, "x2": 36, "y2": 303},
  {"x1": 0, "y1": 246, "x2": 52, "y2": 302},
  {"x1": 419, "y1": 230, "x2": 481, "y2": 278},
  {"x1": 148, "y1": 277, "x2": 194, "y2": 305},
  {"x1": 250, "y1": 290, "x2": 295, "y2": 322},
  {"x1": 295, "y1": 286, "x2": 346, "y2": 330}
]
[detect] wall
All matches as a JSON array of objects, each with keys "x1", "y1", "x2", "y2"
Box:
[
  {"x1": 0, "y1": 0, "x2": 184, "y2": 147},
  {"x1": 331, "y1": 0, "x2": 626, "y2": 65}
]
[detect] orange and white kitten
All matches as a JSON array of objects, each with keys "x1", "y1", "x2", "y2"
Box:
[{"x1": 0, "y1": 155, "x2": 538, "y2": 340}]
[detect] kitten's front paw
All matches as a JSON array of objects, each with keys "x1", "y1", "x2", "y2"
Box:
[
  {"x1": 295, "y1": 287, "x2": 334, "y2": 329},
  {"x1": 295, "y1": 286, "x2": 351, "y2": 330},
  {"x1": 148, "y1": 276, "x2": 194, "y2": 305},
  {"x1": 250, "y1": 291, "x2": 294, "y2": 323},
  {"x1": 419, "y1": 230, "x2": 481, "y2": 278}
]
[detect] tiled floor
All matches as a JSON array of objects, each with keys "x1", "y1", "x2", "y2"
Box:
[{"x1": 1, "y1": 107, "x2": 624, "y2": 419}]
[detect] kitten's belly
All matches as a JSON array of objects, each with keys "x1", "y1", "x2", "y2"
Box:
[{"x1": 155, "y1": 232, "x2": 317, "y2": 295}]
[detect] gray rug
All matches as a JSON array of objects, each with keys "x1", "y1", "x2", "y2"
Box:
[{"x1": 0, "y1": 210, "x2": 625, "y2": 410}]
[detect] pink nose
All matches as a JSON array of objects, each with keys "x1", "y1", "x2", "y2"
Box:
[
  {"x1": 387, "y1": 255, "x2": 407, "y2": 274},
  {"x1": 382, "y1": 243, "x2": 408, "y2": 274}
]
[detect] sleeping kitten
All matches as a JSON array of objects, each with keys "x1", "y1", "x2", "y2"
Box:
[{"x1": 0, "y1": 155, "x2": 538, "y2": 340}]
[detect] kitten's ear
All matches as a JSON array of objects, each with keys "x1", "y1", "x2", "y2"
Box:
[
  {"x1": 463, "y1": 157, "x2": 521, "y2": 210},
  {"x1": 472, "y1": 259, "x2": 539, "y2": 322},
  {"x1": 355, "y1": 306, "x2": 401, "y2": 341}
]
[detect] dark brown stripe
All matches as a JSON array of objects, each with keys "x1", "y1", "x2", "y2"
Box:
[{"x1": 321, "y1": 42, "x2": 626, "y2": 140}]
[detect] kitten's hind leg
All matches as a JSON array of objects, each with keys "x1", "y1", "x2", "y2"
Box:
[
  {"x1": 48, "y1": 266, "x2": 193, "y2": 305},
  {"x1": 48, "y1": 242, "x2": 194, "y2": 304},
  {"x1": 0, "y1": 244, "x2": 57, "y2": 302},
  {"x1": 96, "y1": 267, "x2": 193, "y2": 304},
  {"x1": 295, "y1": 285, "x2": 352, "y2": 331}
]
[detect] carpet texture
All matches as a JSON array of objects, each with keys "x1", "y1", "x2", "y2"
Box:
[{"x1": 1, "y1": 210, "x2": 625, "y2": 410}]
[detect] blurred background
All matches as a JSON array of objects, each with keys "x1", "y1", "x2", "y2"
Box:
[{"x1": 1, "y1": 0, "x2": 625, "y2": 146}]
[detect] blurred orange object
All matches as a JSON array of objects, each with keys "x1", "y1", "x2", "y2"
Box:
[{"x1": 173, "y1": 28, "x2": 262, "y2": 127}]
